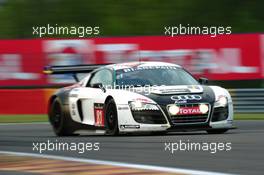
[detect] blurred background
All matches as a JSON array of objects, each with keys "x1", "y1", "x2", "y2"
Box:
[
  {"x1": 0, "y1": 0, "x2": 263, "y2": 121},
  {"x1": 0, "y1": 0, "x2": 264, "y2": 37}
]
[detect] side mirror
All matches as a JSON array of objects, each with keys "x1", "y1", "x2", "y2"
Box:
[
  {"x1": 198, "y1": 77, "x2": 208, "y2": 85},
  {"x1": 91, "y1": 83, "x2": 106, "y2": 92}
]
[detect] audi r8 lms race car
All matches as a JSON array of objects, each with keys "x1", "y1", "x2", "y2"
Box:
[{"x1": 44, "y1": 62, "x2": 234, "y2": 136}]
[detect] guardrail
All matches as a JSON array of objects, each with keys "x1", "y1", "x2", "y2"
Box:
[
  {"x1": 229, "y1": 89, "x2": 264, "y2": 113},
  {"x1": 0, "y1": 88, "x2": 262, "y2": 114}
]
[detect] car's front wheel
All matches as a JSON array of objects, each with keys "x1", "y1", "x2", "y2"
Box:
[
  {"x1": 49, "y1": 98, "x2": 73, "y2": 136},
  {"x1": 105, "y1": 99, "x2": 119, "y2": 135},
  {"x1": 206, "y1": 129, "x2": 228, "y2": 134}
]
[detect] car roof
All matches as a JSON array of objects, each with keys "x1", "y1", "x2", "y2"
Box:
[{"x1": 105, "y1": 61, "x2": 182, "y2": 70}]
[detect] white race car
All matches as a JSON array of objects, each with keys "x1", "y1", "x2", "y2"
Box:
[{"x1": 44, "y1": 62, "x2": 234, "y2": 136}]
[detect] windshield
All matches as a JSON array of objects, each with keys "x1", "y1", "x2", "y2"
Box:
[{"x1": 115, "y1": 66, "x2": 199, "y2": 86}]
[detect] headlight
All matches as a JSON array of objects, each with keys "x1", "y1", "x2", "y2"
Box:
[
  {"x1": 168, "y1": 105, "x2": 180, "y2": 115},
  {"x1": 129, "y1": 101, "x2": 159, "y2": 111},
  {"x1": 199, "y1": 104, "x2": 209, "y2": 114},
  {"x1": 214, "y1": 96, "x2": 228, "y2": 107}
]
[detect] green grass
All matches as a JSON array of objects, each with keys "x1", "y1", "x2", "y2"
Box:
[
  {"x1": 0, "y1": 114, "x2": 48, "y2": 123},
  {"x1": 234, "y1": 114, "x2": 264, "y2": 120},
  {"x1": 0, "y1": 114, "x2": 263, "y2": 123}
]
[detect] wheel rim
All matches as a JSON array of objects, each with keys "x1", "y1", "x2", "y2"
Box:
[
  {"x1": 52, "y1": 102, "x2": 62, "y2": 129},
  {"x1": 106, "y1": 103, "x2": 117, "y2": 131}
]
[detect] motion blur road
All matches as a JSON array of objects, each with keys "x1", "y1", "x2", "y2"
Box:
[{"x1": 0, "y1": 121, "x2": 263, "y2": 175}]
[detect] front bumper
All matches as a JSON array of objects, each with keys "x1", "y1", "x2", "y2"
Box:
[
  {"x1": 163, "y1": 102, "x2": 234, "y2": 131},
  {"x1": 117, "y1": 102, "x2": 234, "y2": 133}
]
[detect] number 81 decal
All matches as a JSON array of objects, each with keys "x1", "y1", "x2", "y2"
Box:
[{"x1": 94, "y1": 103, "x2": 104, "y2": 127}]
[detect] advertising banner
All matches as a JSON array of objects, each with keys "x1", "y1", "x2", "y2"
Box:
[
  {"x1": 0, "y1": 34, "x2": 263, "y2": 87},
  {"x1": 0, "y1": 34, "x2": 263, "y2": 114}
]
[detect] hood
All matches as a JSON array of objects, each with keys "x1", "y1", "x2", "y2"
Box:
[
  {"x1": 132, "y1": 85, "x2": 215, "y2": 106},
  {"x1": 150, "y1": 85, "x2": 203, "y2": 95}
]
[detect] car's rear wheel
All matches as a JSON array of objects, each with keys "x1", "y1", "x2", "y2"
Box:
[
  {"x1": 206, "y1": 129, "x2": 228, "y2": 134},
  {"x1": 49, "y1": 98, "x2": 73, "y2": 136},
  {"x1": 105, "y1": 99, "x2": 119, "y2": 135}
]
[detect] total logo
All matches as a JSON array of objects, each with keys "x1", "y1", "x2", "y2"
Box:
[
  {"x1": 178, "y1": 107, "x2": 202, "y2": 115},
  {"x1": 168, "y1": 104, "x2": 209, "y2": 115},
  {"x1": 171, "y1": 95, "x2": 202, "y2": 103}
]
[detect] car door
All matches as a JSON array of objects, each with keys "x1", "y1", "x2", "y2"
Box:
[{"x1": 69, "y1": 68, "x2": 113, "y2": 126}]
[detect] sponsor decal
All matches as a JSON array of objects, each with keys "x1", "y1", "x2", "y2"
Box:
[
  {"x1": 123, "y1": 66, "x2": 179, "y2": 73},
  {"x1": 120, "y1": 125, "x2": 140, "y2": 129},
  {"x1": 114, "y1": 62, "x2": 142, "y2": 69},
  {"x1": 94, "y1": 103, "x2": 104, "y2": 127},
  {"x1": 159, "y1": 89, "x2": 190, "y2": 94},
  {"x1": 178, "y1": 106, "x2": 202, "y2": 115},
  {"x1": 132, "y1": 98, "x2": 152, "y2": 103},
  {"x1": 117, "y1": 106, "x2": 129, "y2": 110}
]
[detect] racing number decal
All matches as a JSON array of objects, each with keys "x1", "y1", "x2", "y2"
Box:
[
  {"x1": 94, "y1": 103, "x2": 104, "y2": 127},
  {"x1": 95, "y1": 109, "x2": 104, "y2": 126}
]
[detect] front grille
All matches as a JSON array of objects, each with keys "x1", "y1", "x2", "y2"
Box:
[
  {"x1": 131, "y1": 110, "x2": 167, "y2": 124},
  {"x1": 170, "y1": 115, "x2": 208, "y2": 124},
  {"x1": 166, "y1": 103, "x2": 210, "y2": 124}
]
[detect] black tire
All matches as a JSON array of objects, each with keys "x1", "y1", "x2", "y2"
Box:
[
  {"x1": 104, "y1": 99, "x2": 119, "y2": 135},
  {"x1": 49, "y1": 98, "x2": 74, "y2": 136},
  {"x1": 206, "y1": 129, "x2": 228, "y2": 134}
]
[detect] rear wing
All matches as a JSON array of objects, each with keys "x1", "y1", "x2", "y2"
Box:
[{"x1": 43, "y1": 64, "x2": 109, "y2": 81}]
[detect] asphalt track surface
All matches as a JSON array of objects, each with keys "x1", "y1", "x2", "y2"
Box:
[{"x1": 0, "y1": 120, "x2": 264, "y2": 175}]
